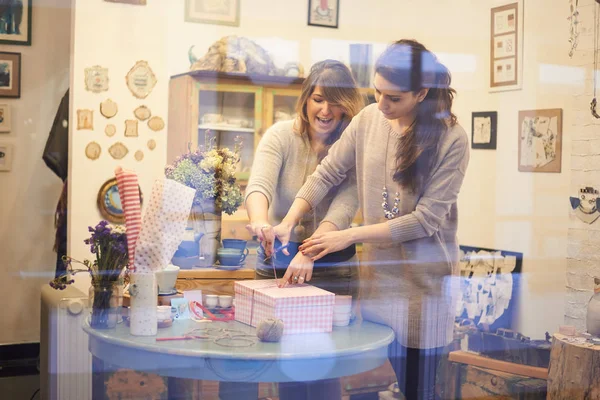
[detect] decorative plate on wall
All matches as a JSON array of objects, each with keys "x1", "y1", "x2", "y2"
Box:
[{"x1": 97, "y1": 177, "x2": 143, "y2": 224}]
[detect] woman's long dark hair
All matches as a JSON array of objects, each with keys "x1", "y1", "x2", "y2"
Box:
[{"x1": 375, "y1": 39, "x2": 457, "y2": 193}]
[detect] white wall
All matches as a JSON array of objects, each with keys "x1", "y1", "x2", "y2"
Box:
[
  {"x1": 68, "y1": 0, "x2": 169, "y2": 294},
  {"x1": 0, "y1": 1, "x2": 71, "y2": 344},
  {"x1": 162, "y1": 0, "x2": 572, "y2": 339}
]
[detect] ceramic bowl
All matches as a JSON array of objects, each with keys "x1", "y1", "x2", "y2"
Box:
[
  {"x1": 205, "y1": 295, "x2": 218, "y2": 309},
  {"x1": 218, "y1": 295, "x2": 233, "y2": 308}
]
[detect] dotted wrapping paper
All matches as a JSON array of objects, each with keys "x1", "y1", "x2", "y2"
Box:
[
  {"x1": 129, "y1": 178, "x2": 195, "y2": 336},
  {"x1": 133, "y1": 178, "x2": 195, "y2": 273}
]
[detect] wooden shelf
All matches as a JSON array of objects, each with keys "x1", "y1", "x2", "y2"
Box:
[
  {"x1": 172, "y1": 70, "x2": 305, "y2": 86},
  {"x1": 198, "y1": 124, "x2": 255, "y2": 133}
]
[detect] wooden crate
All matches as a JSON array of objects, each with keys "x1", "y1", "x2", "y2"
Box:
[{"x1": 438, "y1": 351, "x2": 547, "y2": 399}]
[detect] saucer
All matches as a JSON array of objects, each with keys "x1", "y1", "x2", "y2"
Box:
[
  {"x1": 158, "y1": 289, "x2": 178, "y2": 296},
  {"x1": 215, "y1": 264, "x2": 244, "y2": 271}
]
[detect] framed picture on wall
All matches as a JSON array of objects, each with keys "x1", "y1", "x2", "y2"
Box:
[
  {"x1": 490, "y1": 0, "x2": 523, "y2": 92},
  {"x1": 0, "y1": 104, "x2": 11, "y2": 133},
  {"x1": 0, "y1": 0, "x2": 32, "y2": 46},
  {"x1": 471, "y1": 111, "x2": 497, "y2": 150},
  {"x1": 184, "y1": 0, "x2": 240, "y2": 26},
  {"x1": 518, "y1": 108, "x2": 563, "y2": 173},
  {"x1": 0, "y1": 52, "x2": 21, "y2": 99},
  {"x1": 308, "y1": 0, "x2": 339, "y2": 28},
  {"x1": 104, "y1": 0, "x2": 147, "y2": 4},
  {"x1": 0, "y1": 143, "x2": 14, "y2": 171}
]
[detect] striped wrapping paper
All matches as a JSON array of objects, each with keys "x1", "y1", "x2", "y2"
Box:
[{"x1": 114, "y1": 167, "x2": 142, "y2": 270}]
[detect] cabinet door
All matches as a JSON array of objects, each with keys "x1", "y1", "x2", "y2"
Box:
[
  {"x1": 196, "y1": 83, "x2": 263, "y2": 183},
  {"x1": 262, "y1": 88, "x2": 301, "y2": 133}
]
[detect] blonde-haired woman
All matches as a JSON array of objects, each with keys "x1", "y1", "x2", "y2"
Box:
[{"x1": 244, "y1": 59, "x2": 364, "y2": 399}]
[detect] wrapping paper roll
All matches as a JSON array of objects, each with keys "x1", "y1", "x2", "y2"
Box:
[
  {"x1": 114, "y1": 167, "x2": 142, "y2": 269},
  {"x1": 134, "y1": 178, "x2": 195, "y2": 273},
  {"x1": 129, "y1": 272, "x2": 158, "y2": 336}
]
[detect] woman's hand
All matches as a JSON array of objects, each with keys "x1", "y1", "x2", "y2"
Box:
[
  {"x1": 280, "y1": 252, "x2": 314, "y2": 287},
  {"x1": 299, "y1": 230, "x2": 353, "y2": 261},
  {"x1": 246, "y1": 221, "x2": 275, "y2": 256},
  {"x1": 272, "y1": 219, "x2": 295, "y2": 256}
]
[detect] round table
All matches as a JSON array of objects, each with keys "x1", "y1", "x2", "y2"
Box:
[{"x1": 84, "y1": 319, "x2": 394, "y2": 383}]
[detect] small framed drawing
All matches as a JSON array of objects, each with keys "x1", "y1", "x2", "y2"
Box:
[
  {"x1": 308, "y1": 0, "x2": 339, "y2": 28},
  {"x1": 104, "y1": 0, "x2": 146, "y2": 4},
  {"x1": 0, "y1": 52, "x2": 21, "y2": 98},
  {"x1": 471, "y1": 111, "x2": 497, "y2": 150},
  {"x1": 0, "y1": 0, "x2": 32, "y2": 46},
  {"x1": 0, "y1": 104, "x2": 11, "y2": 133},
  {"x1": 490, "y1": 1, "x2": 523, "y2": 92},
  {"x1": 518, "y1": 108, "x2": 563, "y2": 173},
  {"x1": 0, "y1": 143, "x2": 14, "y2": 171},
  {"x1": 185, "y1": 0, "x2": 240, "y2": 26}
]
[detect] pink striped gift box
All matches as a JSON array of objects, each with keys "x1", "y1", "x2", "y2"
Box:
[
  {"x1": 114, "y1": 167, "x2": 141, "y2": 269},
  {"x1": 235, "y1": 280, "x2": 335, "y2": 334}
]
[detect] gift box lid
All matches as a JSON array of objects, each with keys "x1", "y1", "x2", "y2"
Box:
[
  {"x1": 253, "y1": 284, "x2": 335, "y2": 309},
  {"x1": 234, "y1": 279, "x2": 278, "y2": 297}
]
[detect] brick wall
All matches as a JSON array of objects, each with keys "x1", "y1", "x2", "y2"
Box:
[{"x1": 566, "y1": 0, "x2": 600, "y2": 330}]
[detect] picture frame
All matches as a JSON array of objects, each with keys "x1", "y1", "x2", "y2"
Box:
[
  {"x1": 97, "y1": 177, "x2": 143, "y2": 224},
  {"x1": 0, "y1": 52, "x2": 21, "y2": 99},
  {"x1": 184, "y1": 0, "x2": 240, "y2": 27},
  {"x1": 518, "y1": 108, "x2": 563, "y2": 173},
  {"x1": 471, "y1": 111, "x2": 497, "y2": 150},
  {"x1": 0, "y1": 0, "x2": 32, "y2": 46},
  {"x1": 457, "y1": 245, "x2": 523, "y2": 332},
  {"x1": 0, "y1": 104, "x2": 11, "y2": 133},
  {"x1": 308, "y1": 0, "x2": 339, "y2": 29},
  {"x1": 0, "y1": 143, "x2": 14, "y2": 172},
  {"x1": 490, "y1": 1, "x2": 524, "y2": 92},
  {"x1": 104, "y1": 0, "x2": 146, "y2": 4}
]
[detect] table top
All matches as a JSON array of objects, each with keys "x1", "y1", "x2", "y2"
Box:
[{"x1": 84, "y1": 319, "x2": 395, "y2": 382}]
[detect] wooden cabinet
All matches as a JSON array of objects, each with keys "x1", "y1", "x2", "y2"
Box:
[
  {"x1": 175, "y1": 267, "x2": 255, "y2": 295},
  {"x1": 168, "y1": 71, "x2": 304, "y2": 241},
  {"x1": 168, "y1": 71, "x2": 375, "y2": 242}
]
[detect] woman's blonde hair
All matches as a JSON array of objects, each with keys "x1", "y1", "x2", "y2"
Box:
[{"x1": 295, "y1": 60, "x2": 363, "y2": 145}]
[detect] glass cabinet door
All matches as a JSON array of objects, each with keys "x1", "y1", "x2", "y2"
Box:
[
  {"x1": 263, "y1": 88, "x2": 301, "y2": 131},
  {"x1": 196, "y1": 83, "x2": 262, "y2": 183}
]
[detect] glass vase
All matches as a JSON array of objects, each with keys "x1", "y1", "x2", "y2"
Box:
[{"x1": 88, "y1": 283, "x2": 121, "y2": 329}]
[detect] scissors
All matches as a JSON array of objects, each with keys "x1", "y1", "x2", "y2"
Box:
[{"x1": 263, "y1": 243, "x2": 289, "y2": 285}]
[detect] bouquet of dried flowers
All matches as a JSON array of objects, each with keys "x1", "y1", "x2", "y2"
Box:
[
  {"x1": 50, "y1": 220, "x2": 129, "y2": 328},
  {"x1": 164, "y1": 131, "x2": 244, "y2": 215},
  {"x1": 50, "y1": 220, "x2": 129, "y2": 290}
]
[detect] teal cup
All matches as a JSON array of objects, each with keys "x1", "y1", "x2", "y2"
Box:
[
  {"x1": 217, "y1": 247, "x2": 249, "y2": 266},
  {"x1": 222, "y1": 239, "x2": 248, "y2": 251}
]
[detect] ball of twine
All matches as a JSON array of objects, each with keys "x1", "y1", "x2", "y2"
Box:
[{"x1": 256, "y1": 318, "x2": 284, "y2": 342}]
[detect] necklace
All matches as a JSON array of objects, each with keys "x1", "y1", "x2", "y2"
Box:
[{"x1": 382, "y1": 131, "x2": 399, "y2": 220}]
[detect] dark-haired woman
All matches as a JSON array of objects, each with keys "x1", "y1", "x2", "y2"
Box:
[{"x1": 275, "y1": 40, "x2": 470, "y2": 400}]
